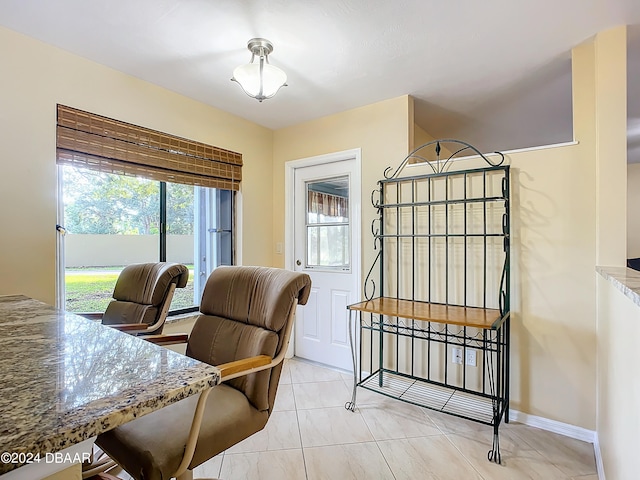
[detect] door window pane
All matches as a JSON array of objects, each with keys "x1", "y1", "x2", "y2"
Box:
[{"x1": 305, "y1": 176, "x2": 350, "y2": 269}]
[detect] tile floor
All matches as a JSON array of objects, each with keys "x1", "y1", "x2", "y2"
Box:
[{"x1": 128, "y1": 357, "x2": 599, "y2": 480}]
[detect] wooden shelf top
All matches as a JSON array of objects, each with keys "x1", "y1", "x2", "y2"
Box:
[{"x1": 348, "y1": 297, "x2": 507, "y2": 329}]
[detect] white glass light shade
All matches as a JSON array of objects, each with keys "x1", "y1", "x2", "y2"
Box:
[{"x1": 232, "y1": 61, "x2": 287, "y2": 101}]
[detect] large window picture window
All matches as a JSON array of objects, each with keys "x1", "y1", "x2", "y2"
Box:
[{"x1": 56, "y1": 105, "x2": 241, "y2": 314}]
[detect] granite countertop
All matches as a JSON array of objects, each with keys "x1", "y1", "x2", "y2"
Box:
[
  {"x1": 0, "y1": 295, "x2": 220, "y2": 475},
  {"x1": 596, "y1": 266, "x2": 640, "y2": 307}
]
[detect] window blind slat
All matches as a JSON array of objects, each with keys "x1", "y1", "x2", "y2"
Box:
[{"x1": 56, "y1": 105, "x2": 242, "y2": 190}]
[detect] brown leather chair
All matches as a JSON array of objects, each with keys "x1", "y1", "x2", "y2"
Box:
[
  {"x1": 100, "y1": 262, "x2": 189, "y2": 335},
  {"x1": 94, "y1": 266, "x2": 311, "y2": 480}
]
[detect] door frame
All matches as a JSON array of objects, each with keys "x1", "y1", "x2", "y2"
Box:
[{"x1": 284, "y1": 148, "x2": 362, "y2": 361}]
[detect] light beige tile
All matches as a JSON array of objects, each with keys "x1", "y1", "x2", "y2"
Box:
[
  {"x1": 348, "y1": 384, "x2": 397, "y2": 406},
  {"x1": 293, "y1": 380, "x2": 350, "y2": 409},
  {"x1": 192, "y1": 453, "x2": 223, "y2": 479},
  {"x1": 279, "y1": 360, "x2": 292, "y2": 385},
  {"x1": 427, "y1": 408, "x2": 490, "y2": 435},
  {"x1": 446, "y1": 422, "x2": 537, "y2": 454},
  {"x1": 510, "y1": 426, "x2": 597, "y2": 477},
  {"x1": 289, "y1": 358, "x2": 344, "y2": 383},
  {"x1": 360, "y1": 401, "x2": 441, "y2": 440},
  {"x1": 447, "y1": 432, "x2": 569, "y2": 480},
  {"x1": 378, "y1": 435, "x2": 484, "y2": 480},
  {"x1": 305, "y1": 442, "x2": 395, "y2": 480},
  {"x1": 298, "y1": 406, "x2": 374, "y2": 447},
  {"x1": 273, "y1": 383, "x2": 296, "y2": 412},
  {"x1": 341, "y1": 371, "x2": 358, "y2": 386},
  {"x1": 220, "y1": 449, "x2": 306, "y2": 480},
  {"x1": 571, "y1": 475, "x2": 599, "y2": 480},
  {"x1": 226, "y1": 411, "x2": 301, "y2": 454}
]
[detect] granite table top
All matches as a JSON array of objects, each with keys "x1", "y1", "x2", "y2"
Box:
[{"x1": 0, "y1": 295, "x2": 220, "y2": 475}]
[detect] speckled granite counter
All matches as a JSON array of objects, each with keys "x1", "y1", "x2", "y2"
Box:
[
  {"x1": 0, "y1": 295, "x2": 220, "y2": 475},
  {"x1": 596, "y1": 266, "x2": 640, "y2": 307}
]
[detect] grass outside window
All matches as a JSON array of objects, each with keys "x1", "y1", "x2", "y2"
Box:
[{"x1": 65, "y1": 266, "x2": 196, "y2": 313}]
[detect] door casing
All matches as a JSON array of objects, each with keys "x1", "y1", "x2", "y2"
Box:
[{"x1": 284, "y1": 149, "x2": 362, "y2": 364}]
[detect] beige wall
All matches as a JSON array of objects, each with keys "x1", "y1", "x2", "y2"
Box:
[
  {"x1": 596, "y1": 274, "x2": 640, "y2": 480},
  {"x1": 0, "y1": 26, "x2": 274, "y2": 304},
  {"x1": 627, "y1": 163, "x2": 640, "y2": 258},
  {"x1": 594, "y1": 27, "x2": 627, "y2": 266},
  {"x1": 272, "y1": 95, "x2": 413, "y2": 273},
  {"x1": 414, "y1": 124, "x2": 436, "y2": 149},
  {"x1": 592, "y1": 26, "x2": 634, "y2": 480}
]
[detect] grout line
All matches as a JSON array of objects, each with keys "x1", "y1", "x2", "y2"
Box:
[
  {"x1": 373, "y1": 440, "x2": 398, "y2": 480},
  {"x1": 441, "y1": 433, "x2": 490, "y2": 480},
  {"x1": 217, "y1": 451, "x2": 225, "y2": 479},
  {"x1": 291, "y1": 374, "x2": 310, "y2": 480}
]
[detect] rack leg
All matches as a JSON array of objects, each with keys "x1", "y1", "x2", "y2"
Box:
[
  {"x1": 488, "y1": 425, "x2": 502, "y2": 464},
  {"x1": 345, "y1": 309, "x2": 358, "y2": 412},
  {"x1": 345, "y1": 382, "x2": 358, "y2": 412}
]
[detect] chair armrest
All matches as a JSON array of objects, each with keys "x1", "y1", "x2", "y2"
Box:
[
  {"x1": 218, "y1": 355, "x2": 272, "y2": 381},
  {"x1": 142, "y1": 333, "x2": 190, "y2": 345},
  {"x1": 108, "y1": 323, "x2": 151, "y2": 332}
]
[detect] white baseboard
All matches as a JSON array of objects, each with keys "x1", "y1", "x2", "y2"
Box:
[
  {"x1": 508, "y1": 409, "x2": 596, "y2": 444},
  {"x1": 593, "y1": 433, "x2": 606, "y2": 480}
]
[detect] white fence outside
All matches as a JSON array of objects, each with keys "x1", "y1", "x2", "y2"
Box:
[{"x1": 65, "y1": 234, "x2": 194, "y2": 267}]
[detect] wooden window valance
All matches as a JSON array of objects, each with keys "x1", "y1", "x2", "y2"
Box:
[{"x1": 56, "y1": 105, "x2": 242, "y2": 190}]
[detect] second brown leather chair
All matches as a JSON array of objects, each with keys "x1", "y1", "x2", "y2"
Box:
[{"x1": 95, "y1": 266, "x2": 311, "y2": 480}]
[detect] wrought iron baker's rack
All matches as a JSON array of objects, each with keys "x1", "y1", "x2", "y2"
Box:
[{"x1": 345, "y1": 139, "x2": 510, "y2": 463}]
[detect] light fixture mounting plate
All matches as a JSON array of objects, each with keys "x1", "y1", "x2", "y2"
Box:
[{"x1": 247, "y1": 38, "x2": 274, "y2": 55}]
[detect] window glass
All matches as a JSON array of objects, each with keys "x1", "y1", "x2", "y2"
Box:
[
  {"x1": 166, "y1": 182, "x2": 195, "y2": 310},
  {"x1": 305, "y1": 176, "x2": 350, "y2": 269},
  {"x1": 60, "y1": 165, "x2": 233, "y2": 314}
]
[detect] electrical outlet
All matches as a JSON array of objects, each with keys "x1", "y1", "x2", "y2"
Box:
[
  {"x1": 466, "y1": 349, "x2": 477, "y2": 367},
  {"x1": 452, "y1": 347, "x2": 463, "y2": 364}
]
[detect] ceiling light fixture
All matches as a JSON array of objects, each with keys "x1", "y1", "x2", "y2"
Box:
[{"x1": 231, "y1": 38, "x2": 287, "y2": 102}]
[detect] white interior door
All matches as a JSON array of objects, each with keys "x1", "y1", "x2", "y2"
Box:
[{"x1": 292, "y1": 155, "x2": 360, "y2": 371}]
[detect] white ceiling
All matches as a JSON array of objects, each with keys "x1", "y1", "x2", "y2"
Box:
[{"x1": 1, "y1": 0, "x2": 639, "y2": 157}]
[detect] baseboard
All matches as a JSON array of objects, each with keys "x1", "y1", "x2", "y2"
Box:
[
  {"x1": 593, "y1": 433, "x2": 606, "y2": 480},
  {"x1": 508, "y1": 409, "x2": 596, "y2": 444}
]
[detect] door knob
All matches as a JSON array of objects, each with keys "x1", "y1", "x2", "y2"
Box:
[{"x1": 296, "y1": 260, "x2": 302, "y2": 266}]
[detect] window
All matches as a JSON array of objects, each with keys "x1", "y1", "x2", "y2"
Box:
[
  {"x1": 305, "y1": 176, "x2": 350, "y2": 270},
  {"x1": 60, "y1": 166, "x2": 234, "y2": 313},
  {"x1": 56, "y1": 105, "x2": 241, "y2": 314}
]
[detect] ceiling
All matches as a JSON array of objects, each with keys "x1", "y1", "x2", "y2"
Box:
[{"x1": 1, "y1": 0, "x2": 639, "y2": 158}]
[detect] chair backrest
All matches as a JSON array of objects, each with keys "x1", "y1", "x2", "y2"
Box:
[
  {"x1": 186, "y1": 266, "x2": 311, "y2": 411},
  {"x1": 102, "y1": 262, "x2": 189, "y2": 334}
]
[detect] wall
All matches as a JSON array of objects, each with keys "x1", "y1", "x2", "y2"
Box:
[
  {"x1": 627, "y1": 163, "x2": 640, "y2": 258},
  {"x1": 407, "y1": 29, "x2": 626, "y2": 433},
  {"x1": 64, "y1": 234, "x2": 194, "y2": 267},
  {"x1": 0, "y1": 26, "x2": 274, "y2": 305},
  {"x1": 596, "y1": 274, "x2": 640, "y2": 480}
]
